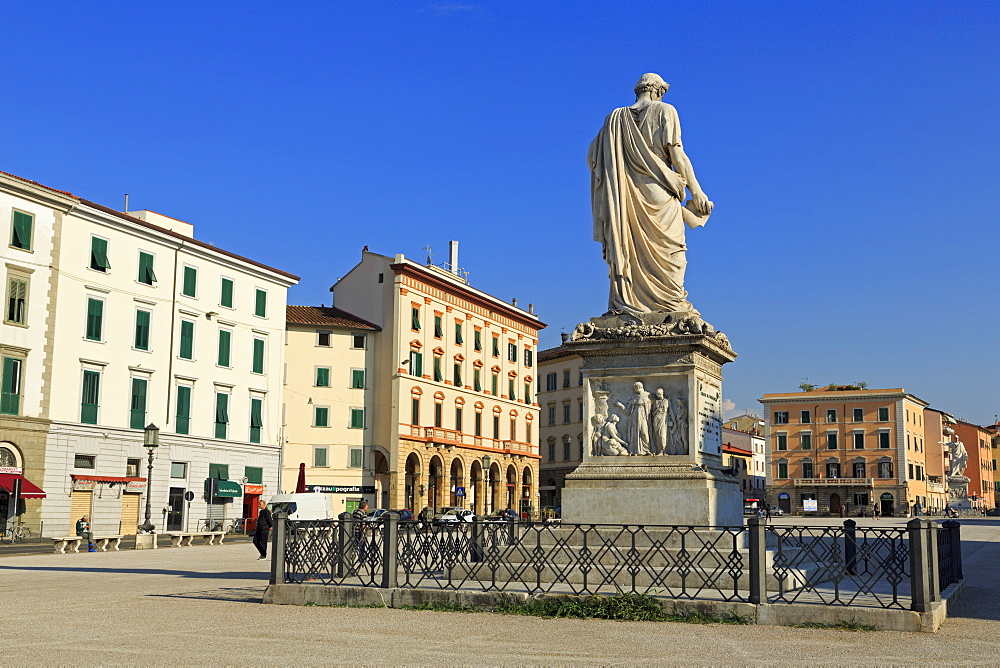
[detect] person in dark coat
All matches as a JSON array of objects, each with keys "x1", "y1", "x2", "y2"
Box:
[{"x1": 254, "y1": 499, "x2": 272, "y2": 560}]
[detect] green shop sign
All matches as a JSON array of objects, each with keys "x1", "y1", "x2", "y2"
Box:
[{"x1": 205, "y1": 478, "x2": 243, "y2": 498}]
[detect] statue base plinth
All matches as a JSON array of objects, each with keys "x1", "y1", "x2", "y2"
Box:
[{"x1": 561, "y1": 327, "x2": 740, "y2": 526}]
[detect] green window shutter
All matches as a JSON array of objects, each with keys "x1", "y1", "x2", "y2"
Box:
[
  {"x1": 182, "y1": 266, "x2": 197, "y2": 297},
  {"x1": 245, "y1": 466, "x2": 263, "y2": 484},
  {"x1": 214, "y1": 393, "x2": 229, "y2": 439},
  {"x1": 453, "y1": 364, "x2": 462, "y2": 387},
  {"x1": 313, "y1": 448, "x2": 328, "y2": 467},
  {"x1": 411, "y1": 307, "x2": 420, "y2": 330},
  {"x1": 209, "y1": 463, "x2": 228, "y2": 480},
  {"x1": 508, "y1": 379, "x2": 515, "y2": 401},
  {"x1": 351, "y1": 408, "x2": 365, "y2": 429},
  {"x1": 7, "y1": 277, "x2": 27, "y2": 324},
  {"x1": 179, "y1": 320, "x2": 194, "y2": 359},
  {"x1": 314, "y1": 406, "x2": 329, "y2": 427},
  {"x1": 217, "y1": 330, "x2": 231, "y2": 367},
  {"x1": 473, "y1": 369, "x2": 482, "y2": 392},
  {"x1": 11, "y1": 211, "x2": 33, "y2": 250},
  {"x1": 524, "y1": 383, "x2": 531, "y2": 403},
  {"x1": 491, "y1": 374, "x2": 498, "y2": 396},
  {"x1": 254, "y1": 289, "x2": 267, "y2": 317},
  {"x1": 252, "y1": 338, "x2": 265, "y2": 374},
  {"x1": 220, "y1": 278, "x2": 234, "y2": 308},
  {"x1": 316, "y1": 367, "x2": 330, "y2": 387},
  {"x1": 525, "y1": 350, "x2": 533, "y2": 367},
  {"x1": 86, "y1": 299, "x2": 103, "y2": 341},
  {"x1": 134, "y1": 310, "x2": 151, "y2": 350},
  {"x1": 0, "y1": 357, "x2": 21, "y2": 415},
  {"x1": 351, "y1": 369, "x2": 365, "y2": 389},
  {"x1": 129, "y1": 378, "x2": 148, "y2": 429},
  {"x1": 350, "y1": 448, "x2": 363, "y2": 468},
  {"x1": 474, "y1": 330, "x2": 481, "y2": 351},
  {"x1": 138, "y1": 252, "x2": 156, "y2": 284},
  {"x1": 90, "y1": 237, "x2": 110, "y2": 271},
  {"x1": 434, "y1": 315, "x2": 442, "y2": 337},
  {"x1": 433, "y1": 357, "x2": 442, "y2": 382},
  {"x1": 175, "y1": 385, "x2": 191, "y2": 434},
  {"x1": 81, "y1": 370, "x2": 100, "y2": 424},
  {"x1": 414, "y1": 352, "x2": 423, "y2": 376},
  {"x1": 455, "y1": 323, "x2": 463, "y2": 344},
  {"x1": 492, "y1": 336, "x2": 499, "y2": 357},
  {"x1": 250, "y1": 398, "x2": 263, "y2": 443}
]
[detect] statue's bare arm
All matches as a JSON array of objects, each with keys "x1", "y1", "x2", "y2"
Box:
[{"x1": 667, "y1": 143, "x2": 712, "y2": 215}]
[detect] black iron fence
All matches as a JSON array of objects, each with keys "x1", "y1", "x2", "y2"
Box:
[{"x1": 271, "y1": 514, "x2": 962, "y2": 612}]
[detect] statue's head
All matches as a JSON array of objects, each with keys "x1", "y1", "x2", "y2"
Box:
[
  {"x1": 633, "y1": 381, "x2": 644, "y2": 392},
  {"x1": 591, "y1": 415, "x2": 603, "y2": 426},
  {"x1": 634, "y1": 73, "x2": 669, "y2": 99},
  {"x1": 610, "y1": 414, "x2": 620, "y2": 423},
  {"x1": 655, "y1": 388, "x2": 665, "y2": 399}
]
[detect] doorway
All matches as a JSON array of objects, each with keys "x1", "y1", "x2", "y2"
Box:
[
  {"x1": 829, "y1": 493, "x2": 842, "y2": 516},
  {"x1": 778, "y1": 493, "x2": 791, "y2": 514},
  {"x1": 880, "y1": 493, "x2": 894, "y2": 517},
  {"x1": 167, "y1": 487, "x2": 185, "y2": 531}
]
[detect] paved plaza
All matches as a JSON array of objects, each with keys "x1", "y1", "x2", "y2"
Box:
[{"x1": 3, "y1": 518, "x2": 1000, "y2": 665}]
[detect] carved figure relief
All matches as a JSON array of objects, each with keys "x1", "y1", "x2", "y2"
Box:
[
  {"x1": 588, "y1": 378, "x2": 690, "y2": 457},
  {"x1": 615, "y1": 382, "x2": 652, "y2": 455},
  {"x1": 649, "y1": 388, "x2": 669, "y2": 455}
]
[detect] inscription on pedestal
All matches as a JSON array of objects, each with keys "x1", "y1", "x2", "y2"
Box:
[{"x1": 697, "y1": 379, "x2": 722, "y2": 455}]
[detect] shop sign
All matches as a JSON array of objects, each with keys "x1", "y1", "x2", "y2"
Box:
[
  {"x1": 778, "y1": 492, "x2": 790, "y2": 500},
  {"x1": 126, "y1": 480, "x2": 147, "y2": 493},
  {"x1": 73, "y1": 479, "x2": 96, "y2": 491},
  {"x1": 305, "y1": 484, "x2": 376, "y2": 494},
  {"x1": 0, "y1": 466, "x2": 23, "y2": 475},
  {"x1": 244, "y1": 484, "x2": 264, "y2": 495},
  {"x1": 803, "y1": 499, "x2": 818, "y2": 512}
]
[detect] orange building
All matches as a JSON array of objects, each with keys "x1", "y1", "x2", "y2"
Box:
[{"x1": 954, "y1": 419, "x2": 995, "y2": 510}]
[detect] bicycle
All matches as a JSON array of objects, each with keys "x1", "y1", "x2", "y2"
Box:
[
  {"x1": 226, "y1": 518, "x2": 245, "y2": 535},
  {"x1": 1, "y1": 520, "x2": 32, "y2": 544}
]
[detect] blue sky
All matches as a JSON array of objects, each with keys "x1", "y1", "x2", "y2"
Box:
[{"x1": 4, "y1": 1, "x2": 998, "y2": 424}]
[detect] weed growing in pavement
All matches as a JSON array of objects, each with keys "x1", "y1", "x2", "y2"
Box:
[
  {"x1": 304, "y1": 600, "x2": 386, "y2": 608},
  {"x1": 398, "y1": 601, "x2": 480, "y2": 613},
  {"x1": 493, "y1": 593, "x2": 749, "y2": 624},
  {"x1": 791, "y1": 620, "x2": 877, "y2": 632}
]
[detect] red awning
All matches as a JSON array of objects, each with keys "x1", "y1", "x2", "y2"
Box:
[
  {"x1": 0, "y1": 473, "x2": 46, "y2": 499},
  {"x1": 71, "y1": 475, "x2": 146, "y2": 483}
]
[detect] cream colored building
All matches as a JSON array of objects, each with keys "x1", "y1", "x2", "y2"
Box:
[
  {"x1": 282, "y1": 305, "x2": 380, "y2": 514},
  {"x1": 536, "y1": 345, "x2": 584, "y2": 513},
  {"x1": 0, "y1": 170, "x2": 298, "y2": 537},
  {"x1": 329, "y1": 247, "x2": 544, "y2": 516}
]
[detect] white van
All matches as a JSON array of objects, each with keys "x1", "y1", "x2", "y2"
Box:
[{"x1": 266, "y1": 493, "x2": 336, "y2": 521}]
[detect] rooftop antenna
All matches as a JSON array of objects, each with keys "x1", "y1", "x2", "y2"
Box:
[
  {"x1": 423, "y1": 245, "x2": 433, "y2": 265},
  {"x1": 123, "y1": 193, "x2": 129, "y2": 213}
]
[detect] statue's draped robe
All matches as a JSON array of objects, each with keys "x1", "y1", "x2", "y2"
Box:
[
  {"x1": 621, "y1": 392, "x2": 651, "y2": 455},
  {"x1": 649, "y1": 396, "x2": 668, "y2": 455},
  {"x1": 588, "y1": 102, "x2": 691, "y2": 316}
]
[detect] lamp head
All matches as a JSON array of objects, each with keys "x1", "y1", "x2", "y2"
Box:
[{"x1": 143, "y1": 423, "x2": 160, "y2": 448}]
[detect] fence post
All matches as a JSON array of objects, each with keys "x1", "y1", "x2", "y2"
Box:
[
  {"x1": 748, "y1": 517, "x2": 767, "y2": 605},
  {"x1": 381, "y1": 511, "x2": 399, "y2": 589},
  {"x1": 471, "y1": 515, "x2": 484, "y2": 563},
  {"x1": 336, "y1": 512, "x2": 349, "y2": 578},
  {"x1": 942, "y1": 519, "x2": 963, "y2": 581},
  {"x1": 927, "y1": 520, "x2": 941, "y2": 602},
  {"x1": 269, "y1": 511, "x2": 287, "y2": 585},
  {"x1": 907, "y1": 518, "x2": 931, "y2": 612},
  {"x1": 843, "y1": 519, "x2": 857, "y2": 576}
]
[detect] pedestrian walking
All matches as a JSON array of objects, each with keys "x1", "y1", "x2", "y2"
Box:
[
  {"x1": 764, "y1": 505, "x2": 772, "y2": 522},
  {"x1": 872, "y1": 503, "x2": 880, "y2": 520},
  {"x1": 76, "y1": 515, "x2": 95, "y2": 552},
  {"x1": 254, "y1": 499, "x2": 272, "y2": 560},
  {"x1": 353, "y1": 500, "x2": 370, "y2": 566}
]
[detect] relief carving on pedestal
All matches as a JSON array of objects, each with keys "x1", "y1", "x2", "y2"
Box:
[{"x1": 589, "y1": 379, "x2": 689, "y2": 457}]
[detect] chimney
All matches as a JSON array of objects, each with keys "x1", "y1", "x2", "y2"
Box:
[
  {"x1": 449, "y1": 240, "x2": 459, "y2": 275},
  {"x1": 528, "y1": 303, "x2": 534, "y2": 315},
  {"x1": 511, "y1": 298, "x2": 518, "y2": 308}
]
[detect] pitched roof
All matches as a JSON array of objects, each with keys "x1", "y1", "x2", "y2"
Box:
[{"x1": 286, "y1": 305, "x2": 380, "y2": 330}]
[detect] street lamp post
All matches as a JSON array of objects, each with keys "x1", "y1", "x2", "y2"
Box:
[
  {"x1": 481, "y1": 455, "x2": 491, "y2": 515},
  {"x1": 138, "y1": 423, "x2": 160, "y2": 534}
]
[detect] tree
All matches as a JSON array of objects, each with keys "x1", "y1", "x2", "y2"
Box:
[
  {"x1": 857, "y1": 381, "x2": 869, "y2": 389},
  {"x1": 826, "y1": 383, "x2": 838, "y2": 390},
  {"x1": 799, "y1": 383, "x2": 816, "y2": 392}
]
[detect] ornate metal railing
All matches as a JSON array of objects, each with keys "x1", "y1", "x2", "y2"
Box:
[{"x1": 271, "y1": 515, "x2": 961, "y2": 612}]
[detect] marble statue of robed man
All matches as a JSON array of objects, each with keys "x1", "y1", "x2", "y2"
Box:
[{"x1": 588, "y1": 73, "x2": 713, "y2": 317}]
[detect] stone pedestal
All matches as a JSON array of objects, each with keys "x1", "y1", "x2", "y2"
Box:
[
  {"x1": 134, "y1": 532, "x2": 157, "y2": 550},
  {"x1": 947, "y1": 475, "x2": 971, "y2": 509},
  {"x1": 561, "y1": 321, "x2": 742, "y2": 526}
]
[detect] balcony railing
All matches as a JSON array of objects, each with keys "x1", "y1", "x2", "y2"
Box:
[
  {"x1": 404, "y1": 426, "x2": 538, "y2": 456},
  {"x1": 793, "y1": 478, "x2": 874, "y2": 486}
]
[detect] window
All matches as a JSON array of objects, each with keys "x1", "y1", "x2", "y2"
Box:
[
  {"x1": 800, "y1": 410, "x2": 811, "y2": 424},
  {"x1": 90, "y1": 237, "x2": 110, "y2": 272},
  {"x1": 179, "y1": 320, "x2": 195, "y2": 359},
  {"x1": 137, "y1": 252, "x2": 156, "y2": 285},
  {"x1": 312, "y1": 367, "x2": 330, "y2": 388},
  {"x1": 0, "y1": 357, "x2": 22, "y2": 415},
  {"x1": 878, "y1": 432, "x2": 891, "y2": 449},
  {"x1": 208, "y1": 463, "x2": 230, "y2": 481},
  {"x1": 853, "y1": 432, "x2": 865, "y2": 449},
  {"x1": 474, "y1": 330, "x2": 482, "y2": 351},
  {"x1": 455, "y1": 407, "x2": 463, "y2": 432},
  {"x1": 508, "y1": 379, "x2": 515, "y2": 401},
  {"x1": 524, "y1": 382, "x2": 531, "y2": 403},
  {"x1": 250, "y1": 398, "x2": 263, "y2": 443},
  {"x1": 579, "y1": 371, "x2": 583, "y2": 386},
  {"x1": 548, "y1": 440, "x2": 555, "y2": 462},
  {"x1": 455, "y1": 323, "x2": 463, "y2": 344},
  {"x1": 434, "y1": 315, "x2": 443, "y2": 338},
  {"x1": 473, "y1": 369, "x2": 482, "y2": 392},
  {"x1": 524, "y1": 349, "x2": 533, "y2": 367},
  {"x1": 563, "y1": 369, "x2": 570, "y2": 388},
  {"x1": 409, "y1": 351, "x2": 423, "y2": 376},
  {"x1": 853, "y1": 462, "x2": 866, "y2": 478},
  {"x1": 774, "y1": 411, "x2": 789, "y2": 424},
  {"x1": 453, "y1": 363, "x2": 462, "y2": 387},
  {"x1": 853, "y1": 408, "x2": 864, "y2": 422},
  {"x1": 826, "y1": 462, "x2": 841, "y2": 478},
  {"x1": 350, "y1": 407, "x2": 365, "y2": 429},
  {"x1": 175, "y1": 385, "x2": 191, "y2": 434},
  {"x1": 245, "y1": 466, "x2": 263, "y2": 484},
  {"x1": 548, "y1": 405, "x2": 556, "y2": 425},
  {"x1": 254, "y1": 289, "x2": 267, "y2": 317},
  {"x1": 546, "y1": 373, "x2": 557, "y2": 391},
  {"x1": 491, "y1": 372, "x2": 498, "y2": 396},
  {"x1": 182, "y1": 266, "x2": 197, "y2": 297},
  {"x1": 129, "y1": 378, "x2": 148, "y2": 429},
  {"x1": 474, "y1": 411, "x2": 482, "y2": 436},
  {"x1": 802, "y1": 461, "x2": 814, "y2": 478},
  {"x1": 564, "y1": 439, "x2": 571, "y2": 461},
  {"x1": 81, "y1": 370, "x2": 100, "y2": 424},
  {"x1": 220, "y1": 277, "x2": 234, "y2": 308},
  {"x1": 563, "y1": 404, "x2": 570, "y2": 424},
  {"x1": 126, "y1": 458, "x2": 141, "y2": 477},
  {"x1": 313, "y1": 447, "x2": 328, "y2": 467},
  {"x1": 411, "y1": 397, "x2": 420, "y2": 425},
  {"x1": 217, "y1": 329, "x2": 232, "y2": 367},
  {"x1": 827, "y1": 433, "x2": 838, "y2": 449},
  {"x1": 349, "y1": 448, "x2": 363, "y2": 468},
  {"x1": 777, "y1": 462, "x2": 788, "y2": 479},
  {"x1": 434, "y1": 402, "x2": 442, "y2": 428},
  {"x1": 352, "y1": 334, "x2": 366, "y2": 349},
  {"x1": 826, "y1": 409, "x2": 837, "y2": 423},
  {"x1": 433, "y1": 357, "x2": 443, "y2": 382},
  {"x1": 877, "y1": 407, "x2": 889, "y2": 421},
  {"x1": 74, "y1": 454, "x2": 96, "y2": 469},
  {"x1": 85, "y1": 298, "x2": 104, "y2": 341},
  {"x1": 170, "y1": 462, "x2": 187, "y2": 478},
  {"x1": 306, "y1": 402, "x2": 330, "y2": 428},
  {"x1": 505, "y1": 343, "x2": 515, "y2": 362},
  {"x1": 411, "y1": 307, "x2": 421, "y2": 331},
  {"x1": 510, "y1": 419, "x2": 516, "y2": 441},
  {"x1": 214, "y1": 393, "x2": 229, "y2": 439},
  {"x1": 252, "y1": 338, "x2": 265, "y2": 374},
  {"x1": 492, "y1": 415, "x2": 500, "y2": 439},
  {"x1": 351, "y1": 369, "x2": 366, "y2": 389},
  {"x1": 133, "y1": 310, "x2": 151, "y2": 350},
  {"x1": 776, "y1": 434, "x2": 787, "y2": 451},
  {"x1": 878, "y1": 461, "x2": 893, "y2": 478},
  {"x1": 492, "y1": 335, "x2": 499, "y2": 357},
  {"x1": 10, "y1": 210, "x2": 32, "y2": 250},
  {"x1": 5, "y1": 276, "x2": 27, "y2": 324},
  {"x1": 578, "y1": 400, "x2": 584, "y2": 422},
  {"x1": 317, "y1": 331, "x2": 331, "y2": 347}
]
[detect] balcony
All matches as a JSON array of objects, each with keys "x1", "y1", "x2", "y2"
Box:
[
  {"x1": 926, "y1": 481, "x2": 946, "y2": 493},
  {"x1": 793, "y1": 478, "x2": 874, "y2": 486}
]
